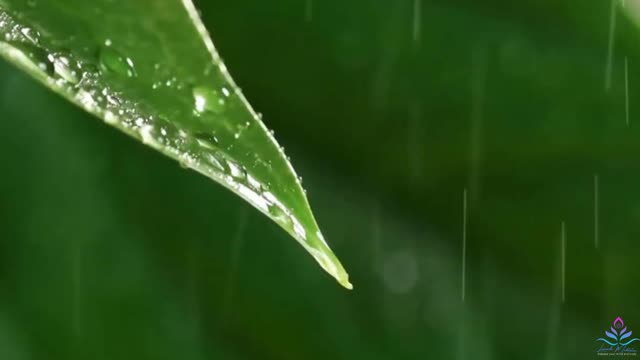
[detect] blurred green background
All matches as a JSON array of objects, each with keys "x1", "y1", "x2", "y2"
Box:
[{"x1": 1, "y1": 0, "x2": 640, "y2": 359}]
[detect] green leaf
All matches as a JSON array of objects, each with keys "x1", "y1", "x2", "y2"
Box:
[{"x1": 0, "y1": 0, "x2": 351, "y2": 289}]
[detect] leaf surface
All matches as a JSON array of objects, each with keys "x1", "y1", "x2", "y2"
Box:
[{"x1": 0, "y1": 0, "x2": 351, "y2": 288}]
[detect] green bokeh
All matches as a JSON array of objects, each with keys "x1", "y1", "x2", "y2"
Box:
[{"x1": 1, "y1": 0, "x2": 639, "y2": 359}]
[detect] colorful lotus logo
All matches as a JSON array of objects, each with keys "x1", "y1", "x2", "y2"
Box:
[{"x1": 596, "y1": 317, "x2": 640, "y2": 351}]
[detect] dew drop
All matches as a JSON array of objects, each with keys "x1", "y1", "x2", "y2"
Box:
[{"x1": 99, "y1": 44, "x2": 136, "y2": 77}]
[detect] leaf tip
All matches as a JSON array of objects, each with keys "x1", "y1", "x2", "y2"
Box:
[{"x1": 341, "y1": 277, "x2": 354, "y2": 290}]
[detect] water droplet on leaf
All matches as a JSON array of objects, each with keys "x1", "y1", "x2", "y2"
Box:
[
  {"x1": 194, "y1": 132, "x2": 219, "y2": 149},
  {"x1": 50, "y1": 53, "x2": 80, "y2": 84},
  {"x1": 0, "y1": 41, "x2": 52, "y2": 75},
  {"x1": 20, "y1": 27, "x2": 39, "y2": 44},
  {"x1": 99, "y1": 44, "x2": 136, "y2": 77},
  {"x1": 192, "y1": 86, "x2": 224, "y2": 114}
]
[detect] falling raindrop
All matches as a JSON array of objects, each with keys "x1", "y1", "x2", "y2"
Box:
[
  {"x1": 412, "y1": 0, "x2": 421, "y2": 45},
  {"x1": 305, "y1": 0, "x2": 313, "y2": 22},
  {"x1": 222, "y1": 209, "x2": 249, "y2": 326},
  {"x1": 461, "y1": 188, "x2": 468, "y2": 302},
  {"x1": 406, "y1": 102, "x2": 423, "y2": 184},
  {"x1": 371, "y1": 199, "x2": 382, "y2": 270},
  {"x1": 605, "y1": 0, "x2": 617, "y2": 91},
  {"x1": 560, "y1": 221, "x2": 566, "y2": 303},
  {"x1": 71, "y1": 236, "x2": 83, "y2": 348},
  {"x1": 468, "y1": 45, "x2": 488, "y2": 204},
  {"x1": 625, "y1": 56, "x2": 630, "y2": 126},
  {"x1": 594, "y1": 173, "x2": 599, "y2": 249}
]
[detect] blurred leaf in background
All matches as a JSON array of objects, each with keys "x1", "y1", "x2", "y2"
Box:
[{"x1": 1, "y1": 0, "x2": 640, "y2": 359}]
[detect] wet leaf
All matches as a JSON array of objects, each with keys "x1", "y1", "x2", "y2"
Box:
[{"x1": 0, "y1": 0, "x2": 351, "y2": 288}]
